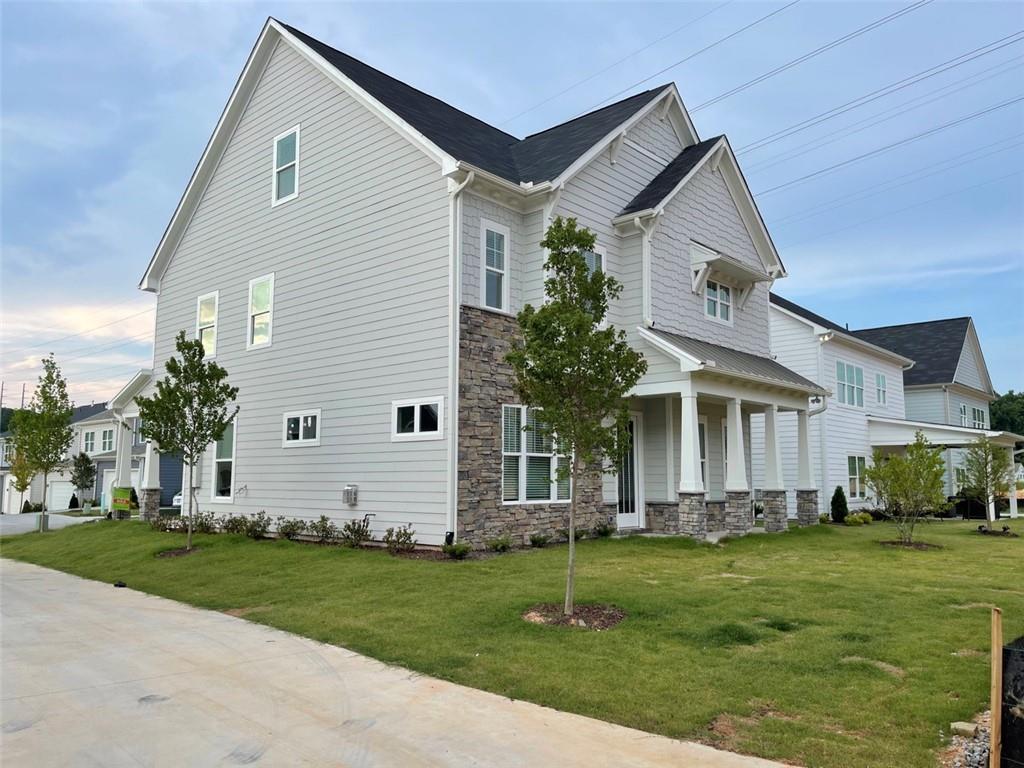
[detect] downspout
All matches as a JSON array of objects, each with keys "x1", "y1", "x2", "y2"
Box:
[
  {"x1": 633, "y1": 214, "x2": 657, "y2": 327},
  {"x1": 814, "y1": 332, "x2": 831, "y2": 513},
  {"x1": 446, "y1": 171, "x2": 474, "y2": 542}
]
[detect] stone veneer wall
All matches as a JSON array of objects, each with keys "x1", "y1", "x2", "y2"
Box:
[
  {"x1": 139, "y1": 488, "x2": 161, "y2": 522},
  {"x1": 723, "y1": 491, "x2": 752, "y2": 537},
  {"x1": 762, "y1": 490, "x2": 788, "y2": 532},
  {"x1": 457, "y1": 305, "x2": 607, "y2": 547},
  {"x1": 646, "y1": 502, "x2": 680, "y2": 533},
  {"x1": 796, "y1": 490, "x2": 820, "y2": 526}
]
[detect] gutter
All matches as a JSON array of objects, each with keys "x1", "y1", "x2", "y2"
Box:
[{"x1": 445, "y1": 170, "x2": 474, "y2": 542}]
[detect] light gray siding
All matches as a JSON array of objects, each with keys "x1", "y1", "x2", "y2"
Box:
[
  {"x1": 954, "y1": 337, "x2": 987, "y2": 392},
  {"x1": 904, "y1": 388, "x2": 948, "y2": 424},
  {"x1": 151, "y1": 40, "x2": 452, "y2": 543},
  {"x1": 461, "y1": 192, "x2": 525, "y2": 315}
]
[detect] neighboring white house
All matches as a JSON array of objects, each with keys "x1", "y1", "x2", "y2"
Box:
[{"x1": 121, "y1": 18, "x2": 829, "y2": 545}]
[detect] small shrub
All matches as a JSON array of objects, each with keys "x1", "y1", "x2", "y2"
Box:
[
  {"x1": 191, "y1": 509, "x2": 217, "y2": 533},
  {"x1": 486, "y1": 535, "x2": 512, "y2": 553},
  {"x1": 442, "y1": 542, "x2": 471, "y2": 560},
  {"x1": 753, "y1": 502, "x2": 764, "y2": 519},
  {"x1": 383, "y1": 524, "x2": 416, "y2": 554},
  {"x1": 21, "y1": 500, "x2": 33, "y2": 514},
  {"x1": 220, "y1": 513, "x2": 249, "y2": 534},
  {"x1": 558, "y1": 527, "x2": 589, "y2": 541},
  {"x1": 244, "y1": 511, "x2": 271, "y2": 539},
  {"x1": 830, "y1": 486, "x2": 849, "y2": 524},
  {"x1": 69, "y1": 493, "x2": 79, "y2": 510},
  {"x1": 529, "y1": 533, "x2": 550, "y2": 548},
  {"x1": 592, "y1": 520, "x2": 615, "y2": 538},
  {"x1": 818, "y1": 513, "x2": 831, "y2": 524},
  {"x1": 844, "y1": 511, "x2": 872, "y2": 526},
  {"x1": 339, "y1": 516, "x2": 372, "y2": 548},
  {"x1": 309, "y1": 515, "x2": 338, "y2": 544},
  {"x1": 276, "y1": 517, "x2": 307, "y2": 540},
  {"x1": 32, "y1": 502, "x2": 44, "y2": 513}
]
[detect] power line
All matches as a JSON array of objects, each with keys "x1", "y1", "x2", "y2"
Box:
[
  {"x1": 498, "y1": 0, "x2": 737, "y2": 127},
  {"x1": 4, "y1": 332, "x2": 153, "y2": 367},
  {"x1": 779, "y1": 170, "x2": 1023, "y2": 247},
  {"x1": 574, "y1": 0, "x2": 802, "y2": 118},
  {"x1": 736, "y1": 31, "x2": 1024, "y2": 154},
  {"x1": 2, "y1": 306, "x2": 154, "y2": 358},
  {"x1": 755, "y1": 95, "x2": 1024, "y2": 196},
  {"x1": 691, "y1": 0, "x2": 936, "y2": 113}
]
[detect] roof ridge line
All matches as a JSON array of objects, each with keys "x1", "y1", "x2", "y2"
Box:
[
  {"x1": 854, "y1": 317, "x2": 972, "y2": 332},
  {"x1": 518, "y1": 85, "x2": 672, "y2": 142}
]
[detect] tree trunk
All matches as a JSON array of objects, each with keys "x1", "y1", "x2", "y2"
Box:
[
  {"x1": 41, "y1": 471, "x2": 48, "y2": 513},
  {"x1": 186, "y1": 463, "x2": 195, "y2": 551},
  {"x1": 563, "y1": 454, "x2": 580, "y2": 617}
]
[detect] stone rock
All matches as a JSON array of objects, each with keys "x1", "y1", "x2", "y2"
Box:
[{"x1": 950, "y1": 721, "x2": 978, "y2": 738}]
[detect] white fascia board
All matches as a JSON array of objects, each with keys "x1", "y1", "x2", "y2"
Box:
[
  {"x1": 827, "y1": 330, "x2": 917, "y2": 369},
  {"x1": 714, "y1": 140, "x2": 784, "y2": 278},
  {"x1": 110, "y1": 370, "x2": 154, "y2": 411},
  {"x1": 867, "y1": 415, "x2": 1023, "y2": 446}
]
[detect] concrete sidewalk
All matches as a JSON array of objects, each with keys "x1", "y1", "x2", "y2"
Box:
[
  {"x1": 0, "y1": 512, "x2": 97, "y2": 536},
  {"x1": 0, "y1": 559, "x2": 786, "y2": 767}
]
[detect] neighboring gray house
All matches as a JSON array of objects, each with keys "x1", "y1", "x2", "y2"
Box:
[{"x1": 121, "y1": 18, "x2": 828, "y2": 544}]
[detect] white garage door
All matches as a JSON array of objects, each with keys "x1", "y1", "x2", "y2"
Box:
[{"x1": 47, "y1": 481, "x2": 77, "y2": 511}]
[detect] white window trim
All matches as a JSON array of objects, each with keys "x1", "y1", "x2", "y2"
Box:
[
  {"x1": 196, "y1": 290, "x2": 219, "y2": 358},
  {"x1": 210, "y1": 419, "x2": 238, "y2": 503},
  {"x1": 959, "y1": 402, "x2": 968, "y2": 427},
  {"x1": 501, "y1": 404, "x2": 570, "y2": 505},
  {"x1": 835, "y1": 359, "x2": 864, "y2": 408},
  {"x1": 480, "y1": 219, "x2": 511, "y2": 313},
  {"x1": 391, "y1": 397, "x2": 445, "y2": 442},
  {"x1": 83, "y1": 431, "x2": 95, "y2": 454},
  {"x1": 282, "y1": 408, "x2": 322, "y2": 448},
  {"x1": 875, "y1": 373, "x2": 887, "y2": 406},
  {"x1": 704, "y1": 278, "x2": 734, "y2": 326},
  {"x1": 698, "y1": 415, "x2": 709, "y2": 492},
  {"x1": 246, "y1": 273, "x2": 275, "y2": 350},
  {"x1": 847, "y1": 455, "x2": 867, "y2": 499},
  {"x1": 972, "y1": 407, "x2": 986, "y2": 429},
  {"x1": 271, "y1": 125, "x2": 300, "y2": 207},
  {"x1": 101, "y1": 429, "x2": 114, "y2": 453}
]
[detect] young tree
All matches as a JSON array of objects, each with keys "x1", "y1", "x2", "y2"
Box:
[
  {"x1": 70, "y1": 452, "x2": 97, "y2": 509},
  {"x1": 10, "y1": 355, "x2": 73, "y2": 512},
  {"x1": 506, "y1": 217, "x2": 647, "y2": 616},
  {"x1": 830, "y1": 485, "x2": 849, "y2": 523},
  {"x1": 963, "y1": 436, "x2": 1013, "y2": 523},
  {"x1": 864, "y1": 432, "x2": 947, "y2": 545},
  {"x1": 10, "y1": 450, "x2": 34, "y2": 514},
  {"x1": 135, "y1": 331, "x2": 238, "y2": 550}
]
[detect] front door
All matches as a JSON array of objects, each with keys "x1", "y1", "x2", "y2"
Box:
[{"x1": 617, "y1": 414, "x2": 643, "y2": 528}]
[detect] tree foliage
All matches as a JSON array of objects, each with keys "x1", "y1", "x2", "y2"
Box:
[
  {"x1": 70, "y1": 452, "x2": 97, "y2": 507},
  {"x1": 991, "y1": 390, "x2": 1024, "y2": 449},
  {"x1": 10, "y1": 355, "x2": 73, "y2": 511},
  {"x1": 830, "y1": 485, "x2": 849, "y2": 523},
  {"x1": 962, "y1": 436, "x2": 1013, "y2": 523},
  {"x1": 863, "y1": 433, "x2": 947, "y2": 544},
  {"x1": 9, "y1": 449, "x2": 34, "y2": 513},
  {"x1": 135, "y1": 331, "x2": 239, "y2": 549},
  {"x1": 506, "y1": 217, "x2": 647, "y2": 616}
]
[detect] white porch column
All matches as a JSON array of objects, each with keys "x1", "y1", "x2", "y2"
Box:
[
  {"x1": 796, "y1": 409, "x2": 813, "y2": 490},
  {"x1": 725, "y1": 398, "x2": 747, "y2": 491},
  {"x1": 664, "y1": 395, "x2": 675, "y2": 500},
  {"x1": 1008, "y1": 447, "x2": 1019, "y2": 519},
  {"x1": 141, "y1": 440, "x2": 160, "y2": 489},
  {"x1": 762, "y1": 405, "x2": 784, "y2": 491},
  {"x1": 678, "y1": 380, "x2": 704, "y2": 494},
  {"x1": 113, "y1": 417, "x2": 132, "y2": 488}
]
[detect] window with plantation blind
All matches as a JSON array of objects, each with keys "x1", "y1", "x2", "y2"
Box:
[{"x1": 502, "y1": 405, "x2": 570, "y2": 503}]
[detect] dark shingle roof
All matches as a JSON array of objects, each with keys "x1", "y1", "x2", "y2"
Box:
[
  {"x1": 72, "y1": 403, "x2": 108, "y2": 423},
  {"x1": 853, "y1": 318, "x2": 971, "y2": 386},
  {"x1": 770, "y1": 292, "x2": 851, "y2": 335},
  {"x1": 281, "y1": 22, "x2": 672, "y2": 184},
  {"x1": 620, "y1": 136, "x2": 722, "y2": 215}
]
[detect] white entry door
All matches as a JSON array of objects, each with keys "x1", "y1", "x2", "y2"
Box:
[{"x1": 616, "y1": 414, "x2": 644, "y2": 529}]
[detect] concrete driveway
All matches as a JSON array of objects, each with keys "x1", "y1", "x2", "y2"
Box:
[
  {"x1": 0, "y1": 513, "x2": 97, "y2": 536},
  {"x1": 0, "y1": 560, "x2": 785, "y2": 768}
]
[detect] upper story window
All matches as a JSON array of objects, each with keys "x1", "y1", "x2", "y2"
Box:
[
  {"x1": 248, "y1": 274, "x2": 274, "y2": 348},
  {"x1": 212, "y1": 421, "x2": 236, "y2": 501},
  {"x1": 583, "y1": 249, "x2": 603, "y2": 275},
  {"x1": 272, "y1": 126, "x2": 300, "y2": 205},
  {"x1": 133, "y1": 418, "x2": 145, "y2": 446},
  {"x1": 1, "y1": 442, "x2": 12, "y2": 464},
  {"x1": 101, "y1": 429, "x2": 114, "y2": 453},
  {"x1": 392, "y1": 397, "x2": 444, "y2": 442},
  {"x1": 196, "y1": 291, "x2": 218, "y2": 357},
  {"x1": 83, "y1": 431, "x2": 95, "y2": 453},
  {"x1": 704, "y1": 280, "x2": 732, "y2": 324},
  {"x1": 283, "y1": 409, "x2": 320, "y2": 447},
  {"x1": 502, "y1": 405, "x2": 570, "y2": 503},
  {"x1": 960, "y1": 403, "x2": 968, "y2": 426},
  {"x1": 481, "y1": 220, "x2": 510, "y2": 312},
  {"x1": 836, "y1": 361, "x2": 864, "y2": 407},
  {"x1": 972, "y1": 407, "x2": 986, "y2": 429},
  {"x1": 848, "y1": 456, "x2": 867, "y2": 498},
  {"x1": 875, "y1": 373, "x2": 887, "y2": 406}
]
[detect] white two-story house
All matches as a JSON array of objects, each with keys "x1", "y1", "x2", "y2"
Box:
[{"x1": 115, "y1": 18, "x2": 828, "y2": 545}]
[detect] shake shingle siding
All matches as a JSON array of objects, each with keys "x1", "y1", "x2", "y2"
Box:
[{"x1": 152, "y1": 40, "x2": 451, "y2": 543}]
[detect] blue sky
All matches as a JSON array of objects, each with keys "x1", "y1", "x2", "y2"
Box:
[{"x1": 1, "y1": 0, "x2": 1022, "y2": 405}]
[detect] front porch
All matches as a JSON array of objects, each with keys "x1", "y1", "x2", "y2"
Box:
[{"x1": 614, "y1": 328, "x2": 828, "y2": 540}]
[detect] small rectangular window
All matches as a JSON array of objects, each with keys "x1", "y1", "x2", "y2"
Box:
[
  {"x1": 248, "y1": 274, "x2": 274, "y2": 348},
  {"x1": 213, "y1": 421, "x2": 236, "y2": 501},
  {"x1": 875, "y1": 373, "x2": 887, "y2": 406},
  {"x1": 481, "y1": 221, "x2": 510, "y2": 311},
  {"x1": 391, "y1": 397, "x2": 444, "y2": 441},
  {"x1": 704, "y1": 279, "x2": 732, "y2": 324},
  {"x1": 196, "y1": 291, "x2": 218, "y2": 357},
  {"x1": 84, "y1": 431, "x2": 95, "y2": 453},
  {"x1": 272, "y1": 126, "x2": 300, "y2": 205},
  {"x1": 960, "y1": 403, "x2": 968, "y2": 426},
  {"x1": 955, "y1": 467, "x2": 967, "y2": 489},
  {"x1": 502, "y1": 404, "x2": 569, "y2": 503},
  {"x1": 847, "y1": 455, "x2": 867, "y2": 498},
  {"x1": 972, "y1": 407, "x2": 985, "y2": 429},
  {"x1": 583, "y1": 249, "x2": 603, "y2": 274},
  {"x1": 101, "y1": 429, "x2": 114, "y2": 452},
  {"x1": 282, "y1": 409, "x2": 321, "y2": 447},
  {"x1": 836, "y1": 361, "x2": 864, "y2": 407}
]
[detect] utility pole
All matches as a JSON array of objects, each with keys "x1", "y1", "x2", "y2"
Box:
[{"x1": 20, "y1": 383, "x2": 26, "y2": 408}]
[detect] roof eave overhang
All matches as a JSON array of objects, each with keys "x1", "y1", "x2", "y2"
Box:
[
  {"x1": 110, "y1": 370, "x2": 154, "y2": 411},
  {"x1": 827, "y1": 330, "x2": 916, "y2": 368},
  {"x1": 867, "y1": 415, "x2": 1024, "y2": 446}
]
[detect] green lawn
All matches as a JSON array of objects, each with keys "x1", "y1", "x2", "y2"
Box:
[{"x1": 2, "y1": 519, "x2": 1021, "y2": 767}]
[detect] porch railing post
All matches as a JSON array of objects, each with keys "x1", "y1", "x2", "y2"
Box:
[
  {"x1": 724, "y1": 397, "x2": 747, "y2": 492},
  {"x1": 763, "y1": 405, "x2": 784, "y2": 491},
  {"x1": 678, "y1": 380, "x2": 704, "y2": 494}
]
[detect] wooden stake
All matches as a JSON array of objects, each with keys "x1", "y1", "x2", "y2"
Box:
[{"x1": 991, "y1": 606, "x2": 1002, "y2": 768}]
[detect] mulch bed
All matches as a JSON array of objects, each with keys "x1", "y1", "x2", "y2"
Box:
[
  {"x1": 878, "y1": 540, "x2": 942, "y2": 550},
  {"x1": 392, "y1": 548, "x2": 448, "y2": 561},
  {"x1": 156, "y1": 547, "x2": 201, "y2": 558},
  {"x1": 522, "y1": 603, "x2": 626, "y2": 631}
]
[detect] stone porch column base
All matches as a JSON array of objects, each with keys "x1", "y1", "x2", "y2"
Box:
[
  {"x1": 678, "y1": 492, "x2": 707, "y2": 540},
  {"x1": 762, "y1": 490, "x2": 788, "y2": 532},
  {"x1": 139, "y1": 488, "x2": 161, "y2": 522},
  {"x1": 724, "y1": 491, "x2": 753, "y2": 537},
  {"x1": 796, "y1": 490, "x2": 819, "y2": 526}
]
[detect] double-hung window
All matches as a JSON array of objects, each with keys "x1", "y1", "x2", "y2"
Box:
[
  {"x1": 836, "y1": 361, "x2": 864, "y2": 407},
  {"x1": 955, "y1": 467, "x2": 967, "y2": 490},
  {"x1": 248, "y1": 274, "x2": 274, "y2": 348},
  {"x1": 583, "y1": 249, "x2": 603, "y2": 274},
  {"x1": 392, "y1": 397, "x2": 444, "y2": 441},
  {"x1": 283, "y1": 409, "x2": 320, "y2": 447},
  {"x1": 705, "y1": 279, "x2": 732, "y2": 323},
  {"x1": 502, "y1": 405, "x2": 570, "y2": 503},
  {"x1": 212, "y1": 421, "x2": 236, "y2": 501},
  {"x1": 848, "y1": 456, "x2": 867, "y2": 498},
  {"x1": 196, "y1": 291, "x2": 218, "y2": 357},
  {"x1": 481, "y1": 221, "x2": 510, "y2": 312},
  {"x1": 875, "y1": 373, "x2": 887, "y2": 406},
  {"x1": 960, "y1": 403, "x2": 968, "y2": 426},
  {"x1": 101, "y1": 429, "x2": 114, "y2": 453},
  {"x1": 272, "y1": 126, "x2": 299, "y2": 205},
  {"x1": 84, "y1": 431, "x2": 95, "y2": 453},
  {"x1": 972, "y1": 407, "x2": 986, "y2": 429}
]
